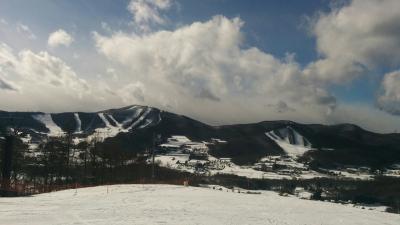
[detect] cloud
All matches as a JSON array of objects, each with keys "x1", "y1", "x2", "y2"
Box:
[
  {"x1": 128, "y1": 0, "x2": 174, "y2": 31},
  {"x1": 305, "y1": 0, "x2": 400, "y2": 84},
  {"x1": 94, "y1": 15, "x2": 336, "y2": 124},
  {"x1": 0, "y1": 77, "x2": 17, "y2": 91},
  {"x1": 48, "y1": 29, "x2": 74, "y2": 48},
  {"x1": 16, "y1": 23, "x2": 36, "y2": 40},
  {"x1": 377, "y1": 70, "x2": 400, "y2": 115},
  {"x1": 267, "y1": 101, "x2": 296, "y2": 113},
  {"x1": 0, "y1": 42, "x2": 105, "y2": 112},
  {"x1": 326, "y1": 103, "x2": 400, "y2": 133},
  {"x1": 0, "y1": 18, "x2": 8, "y2": 25},
  {"x1": 3, "y1": 0, "x2": 400, "y2": 133},
  {"x1": 118, "y1": 81, "x2": 146, "y2": 103}
]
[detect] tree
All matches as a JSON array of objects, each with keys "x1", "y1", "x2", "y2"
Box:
[{"x1": 1, "y1": 132, "x2": 14, "y2": 195}]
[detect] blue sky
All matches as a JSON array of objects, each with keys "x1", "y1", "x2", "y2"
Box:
[
  {"x1": 0, "y1": 0, "x2": 400, "y2": 132},
  {"x1": 0, "y1": 0, "x2": 324, "y2": 57}
]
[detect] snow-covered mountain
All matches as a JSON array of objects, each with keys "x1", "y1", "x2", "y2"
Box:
[
  {"x1": 1, "y1": 105, "x2": 400, "y2": 170},
  {"x1": 0, "y1": 105, "x2": 161, "y2": 145}
]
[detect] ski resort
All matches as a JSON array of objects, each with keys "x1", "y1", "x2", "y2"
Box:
[{"x1": 2, "y1": 0, "x2": 400, "y2": 224}]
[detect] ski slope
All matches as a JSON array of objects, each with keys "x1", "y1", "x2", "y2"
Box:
[
  {"x1": 266, "y1": 126, "x2": 311, "y2": 157},
  {"x1": 84, "y1": 107, "x2": 160, "y2": 142},
  {"x1": 32, "y1": 113, "x2": 64, "y2": 136},
  {"x1": 73, "y1": 113, "x2": 82, "y2": 133},
  {"x1": 1, "y1": 184, "x2": 398, "y2": 225}
]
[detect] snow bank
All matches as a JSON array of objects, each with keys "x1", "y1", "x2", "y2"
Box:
[{"x1": 1, "y1": 184, "x2": 398, "y2": 225}]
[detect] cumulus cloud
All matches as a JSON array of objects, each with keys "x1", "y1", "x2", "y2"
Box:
[
  {"x1": 326, "y1": 103, "x2": 400, "y2": 133},
  {"x1": 117, "y1": 81, "x2": 146, "y2": 104},
  {"x1": 48, "y1": 29, "x2": 74, "y2": 48},
  {"x1": 0, "y1": 42, "x2": 106, "y2": 112},
  {"x1": 94, "y1": 15, "x2": 336, "y2": 123},
  {"x1": 377, "y1": 70, "x2": 400, "y2": 115},
  {"x1": 3, "y1": 0, "x2": 400, "y2": 133},
  {"x1": 128, "y1": 0, "x2": 173, "y2": 31},
  {"x1": 306, "y1": 0, "x2": 400, "y2": 84}
]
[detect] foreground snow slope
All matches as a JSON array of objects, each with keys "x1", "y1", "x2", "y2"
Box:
[{"x1": 1, "y1": 185, "x2": 398, "y2": 225}]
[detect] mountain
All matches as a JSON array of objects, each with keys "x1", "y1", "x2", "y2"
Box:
[{"x1": 1, "y1": 105, "x2": 400, "y2": 169}]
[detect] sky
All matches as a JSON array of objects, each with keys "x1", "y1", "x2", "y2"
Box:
[{"x1": 1, "y1": 0, "x2": 400, "y2": 133}]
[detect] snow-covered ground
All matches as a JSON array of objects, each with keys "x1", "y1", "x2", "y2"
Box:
[
  {"x1": 155, "y1": 154, "x2": 326, "y2": 180},
  {"x1": 0, "y1": 184, "x2": 398, "y2": 225}
]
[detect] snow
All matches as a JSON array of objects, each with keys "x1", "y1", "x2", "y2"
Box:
[
  {"x1": 32, "y1": 113, "x2": 64, "y2": 136},
  {"x1": 161, "y1": 135, "x2": 208, "y2": 153},
  {"x1": 154, "y1": 154, "x2": 193, "y2": 172},
  {"x1": 124, "y1": 107, "x2": 151, "y2": 130},
  {"x1": 19, "y1": 134, "x2": 39, "y2": 151},
  {"x1": 154, "y1": 155, "x2": 325, "y2": 180},
  {"x1": 121, "y1": 106, "x2": 143, "y2": 125},
  {"x1": 327, "y1": 169, "x2": 374, "y2": 180},
  {"x1": 98, "y1": 113, "x2": 112, "y2": 127},
  {"x1": 170, "y1": 135, "x2": 191, "y2": 143},
  {"x1": 73, "y1": 113, "x2": 82, "y2": 133},
  {"x1": 138, "y1": 119, "x2": 152, "y2": 129},
  {"x1": 107, "y1": 115, "x2": 121, "y2": 127},
  {"x1": 266, "y1": 131, "x2": 311, "y2": 157},
  {"x1": 83, "y1": 108, "x2": 157, "y2": 142},
  {"x1": 1, "y1": 184, "x2": 398, "y2": 225},
  {"x1": 210, "y1": 163, "x2": 289, "y2": 179}
]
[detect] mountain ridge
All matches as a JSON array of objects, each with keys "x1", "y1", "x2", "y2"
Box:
[
  {"x1": 1, "y1": 105, "x2": 400, "y2": 169},
  {"x1": 1, "y1": 105, "x2": 392, "y2": 135}
]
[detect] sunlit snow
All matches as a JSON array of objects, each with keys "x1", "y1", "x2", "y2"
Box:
[{"x1": 1, "y1": 184, "x2": 398, "y2": 225}]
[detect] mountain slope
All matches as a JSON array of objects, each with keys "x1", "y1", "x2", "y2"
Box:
[{"x1": 1, "y1": 106, "x2": 400, "y2": 169}]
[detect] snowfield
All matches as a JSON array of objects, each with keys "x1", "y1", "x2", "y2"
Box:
[{"x1": 1, "y1": 185, "x2": 399, "y2": 225}]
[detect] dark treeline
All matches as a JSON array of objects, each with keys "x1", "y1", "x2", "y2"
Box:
[
  {"x1": 0, "y1": 130, "x2": 196, "y2": 197},
  {"x1": 198, "y1": 174, "x2": 400, "y2": 214}
]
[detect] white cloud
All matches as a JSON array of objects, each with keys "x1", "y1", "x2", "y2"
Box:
[
  {"x1": 305, "y1": 0, "x2": 400, "y2": 84},
  {"x1": 94, "y1": 15, "x2": 336, "y2": 124},
  {"x1": 128, "y1": 0, "x2": 173, "y2": 31},
  {"x1": 326, "y1": 103, "x2": 400, "y2": 133},
  {"x1": 106, "y1": 67, "x2": 119, "y2": 81},
  {"x1": 16, "y1": 23, "x2": 36, "y2": 40},
  {"x1": 48, "y1": 29, "x2": 74, "y2": 48},
  {"x1": 377, "y1": 70, "x2": 400, "y2": 115},
  {"x1": 0, "y1": 42, "x2": 107, "y2": 112},
  {"x1": 118, "y1": 81, "x2": 146, "y2": 103},
  {"x1": 3, "y1": 0, "x2": 400, "y2": 133},
  {"x1": 0, "y1": 77, "x2": 17, "y2": 91},
  {"x1": 0, "y1": 18, "x2": 8, "y2": 25}
]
